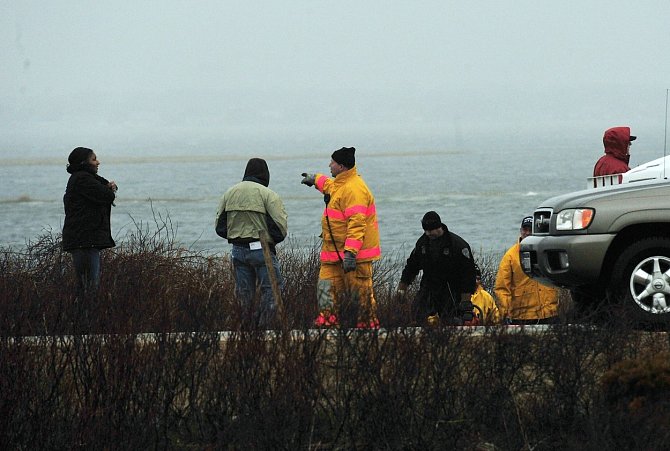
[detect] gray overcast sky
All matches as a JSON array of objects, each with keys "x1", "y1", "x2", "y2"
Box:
[{"x1": 2, "y1": 0, "x2": 670, "y2": 157}]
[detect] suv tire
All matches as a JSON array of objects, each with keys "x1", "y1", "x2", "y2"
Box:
[{"x1": 609, "y1": 237, "x2": 670, "y2": 325}]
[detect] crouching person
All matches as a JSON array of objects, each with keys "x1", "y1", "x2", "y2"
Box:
[
  {"x1": 467, "y1": 264, "x2": 500, "y2": 325},
  {"x1": 397, "y1": 211, "x2": 477, "y2": 326}
]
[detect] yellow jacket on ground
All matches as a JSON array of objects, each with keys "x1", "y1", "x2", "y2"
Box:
[
  {"x1": 494, "y1": 242, "x2": 559, "y2": 320},
  {"x1": 313, "y1": 166, "x2": 381, "y2": 263},
  {"x1": 471, "y1": 285, "x2": 500, "y2": 325}
]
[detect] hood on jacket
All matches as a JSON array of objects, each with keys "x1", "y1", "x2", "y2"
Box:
[
  {"x1": 242, "y1": 158, "x2": 270, "y2": 187},
  {"x1": 603, "y1": 127, "x2": 633, "y2": 162}
]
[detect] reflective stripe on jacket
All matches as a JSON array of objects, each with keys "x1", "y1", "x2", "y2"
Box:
[
  {"x1": 494, "y1": 242, "x2": 559, "y2": 320},
  {"x1": 313, "y1": 166, "x2": 381, "y2": 263}
]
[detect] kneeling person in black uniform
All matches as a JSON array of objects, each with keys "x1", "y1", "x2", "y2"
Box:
[{"x1": 397, "y1": 211, "x2": 477, "y2": 326}]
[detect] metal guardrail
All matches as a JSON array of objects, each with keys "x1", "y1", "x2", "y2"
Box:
[{"x1": 6, "y1": 324, "x2": 590, "y2": 345}]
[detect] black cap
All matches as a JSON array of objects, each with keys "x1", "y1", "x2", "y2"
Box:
[
  {"x1": 630, "y1": 135, "x2": 637, "y2": 141},
  {"x1": 421, "y1": 211, "x2": 442, "y2": 231},
  {"x1": 521, "y1": 216, "x2": 533, "y2": 229},
  {"x1": 331, "y1": 147, "x2": 356, "y2": 168}
]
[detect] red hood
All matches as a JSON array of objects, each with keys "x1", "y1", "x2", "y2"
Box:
[{"x1": 603, "y1": 126, "x2": 632, "y2": 163}]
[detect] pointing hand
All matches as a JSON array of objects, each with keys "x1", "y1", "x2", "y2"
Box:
[{"x1": 301, "y1": 173, "x2": 316, "y2": 187}]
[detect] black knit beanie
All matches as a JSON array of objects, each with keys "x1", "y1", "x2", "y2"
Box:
[
  {"x1": 66, "y1": 147, "x2": 93, "y2": 174},
  {"x1": 421, "y1": 211, "x2": 442, "y2": 231},
  {"x1": 243, "y1": 158, "x2": 270, "y2": 187},
  {"x1": 331, "y1": 147, "x2": 356, "y2": 169}
]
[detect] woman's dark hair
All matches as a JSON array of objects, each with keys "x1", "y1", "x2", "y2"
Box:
[{"x1": 67, "y1": 147, "x2": 94, "y2": 174}]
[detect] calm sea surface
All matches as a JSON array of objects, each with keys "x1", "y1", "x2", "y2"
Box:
[{"x1": 0, "y1": 143, "x2": 661, "y2": 258}]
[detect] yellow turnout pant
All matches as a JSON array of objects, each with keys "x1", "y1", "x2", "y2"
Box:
[{"x1": 317, "y1": 261, "x2": 377, "y2": 324}]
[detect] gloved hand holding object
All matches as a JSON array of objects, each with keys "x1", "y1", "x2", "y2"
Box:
[
  {"x1": 301, "y1": 173, "x2": 316, "y2": 187},
  {"x1": 343, "y1": 251, "x2": 356, "y2": 273}
]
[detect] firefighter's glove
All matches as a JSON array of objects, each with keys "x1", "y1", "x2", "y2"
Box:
[
  {"x1": 343, "y1": 251, "x2": 356, "y2": 273},
  {"x1": 301, "y1": 173, "x2": 316, "y2": 187}
]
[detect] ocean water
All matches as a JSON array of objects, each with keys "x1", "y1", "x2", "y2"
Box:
[{"x1": 0, "y1": 142, "x2": 661, "y2": 258}]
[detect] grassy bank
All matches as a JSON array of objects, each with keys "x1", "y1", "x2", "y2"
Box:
[{"x1": 1, "y1": 226, "x2": 669, "y2": 449}]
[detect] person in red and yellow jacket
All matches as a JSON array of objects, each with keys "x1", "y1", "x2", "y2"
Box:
[
  {"x1": 301, "y1": 147, "x2": 381, "y2": 328},
  {"x1": 494, "y1": 216, "x2": 559, "y2": 325}
]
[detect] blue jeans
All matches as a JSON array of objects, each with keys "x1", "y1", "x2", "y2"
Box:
[
  {"x1": 231, "y1": 245, "x2": 283, "y2": 328},
  {"x1": 70, "y1": 248, "x2": 101, "y2": 294}
]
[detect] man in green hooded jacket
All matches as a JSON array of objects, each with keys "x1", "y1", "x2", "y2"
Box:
[{"x1": 215, "y1": 158, "x2": 288, "y2": 328}]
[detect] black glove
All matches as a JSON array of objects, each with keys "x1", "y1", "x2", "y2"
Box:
[
  {"x1": 301, "y1": 173, "x2": 316, "y2": 187},
  {"x1": 343, "y1": 251, "x2": 356, "y2": 273}
]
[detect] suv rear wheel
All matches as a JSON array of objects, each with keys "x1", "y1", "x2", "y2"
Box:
[{"x1": 610, "y1": 237, "x2": 670, "y2": 324}]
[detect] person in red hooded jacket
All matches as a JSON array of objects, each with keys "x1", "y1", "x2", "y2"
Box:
[{"x1": 593, "y1": 126, "x2": 637, "y2": 177}]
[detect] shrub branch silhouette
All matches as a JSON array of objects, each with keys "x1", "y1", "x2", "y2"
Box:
[{"x1": 1, "y1": 224, "x2": 669, "y2": 449}]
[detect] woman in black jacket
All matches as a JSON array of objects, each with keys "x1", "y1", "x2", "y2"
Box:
[{"x1": 62, "y1": 147, "x2": 117, "y2": 292}]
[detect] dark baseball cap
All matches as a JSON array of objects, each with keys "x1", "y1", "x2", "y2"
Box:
[{"x1": 521, "y1": 216, "x2": 533, "y2": 229}]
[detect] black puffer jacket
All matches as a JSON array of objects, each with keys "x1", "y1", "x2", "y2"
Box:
[{"x1": 62, "y1": 169, "x2": 116, "y2": 251}]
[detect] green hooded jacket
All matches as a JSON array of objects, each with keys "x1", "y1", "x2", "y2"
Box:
[{"x1": 215, "y1": 158, "x2": 287, "y2": 249}]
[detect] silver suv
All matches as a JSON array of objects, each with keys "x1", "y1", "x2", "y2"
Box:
[{"x1": 519, "y1": 177, "x2": 670, "y2": 324}]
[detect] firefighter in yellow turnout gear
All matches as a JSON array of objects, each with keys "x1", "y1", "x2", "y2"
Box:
[
  {"x1": 495, "y1": 216, "x2": 559, "y2": 324},
  {"x1": 301, "y1": 147, "x2": 381, "y2": 328}
]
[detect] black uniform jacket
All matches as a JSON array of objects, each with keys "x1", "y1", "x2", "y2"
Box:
[{"x1": 400, "y1": 224, "x2": 477, "y2": 304}]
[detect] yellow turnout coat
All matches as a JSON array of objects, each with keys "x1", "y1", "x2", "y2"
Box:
[
  {"x1": 494, "y1": 242, "x2": 559, "y2": 320},
  {"x1": 313, "y1": 166, "x2": 381, "y2": 263}
]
